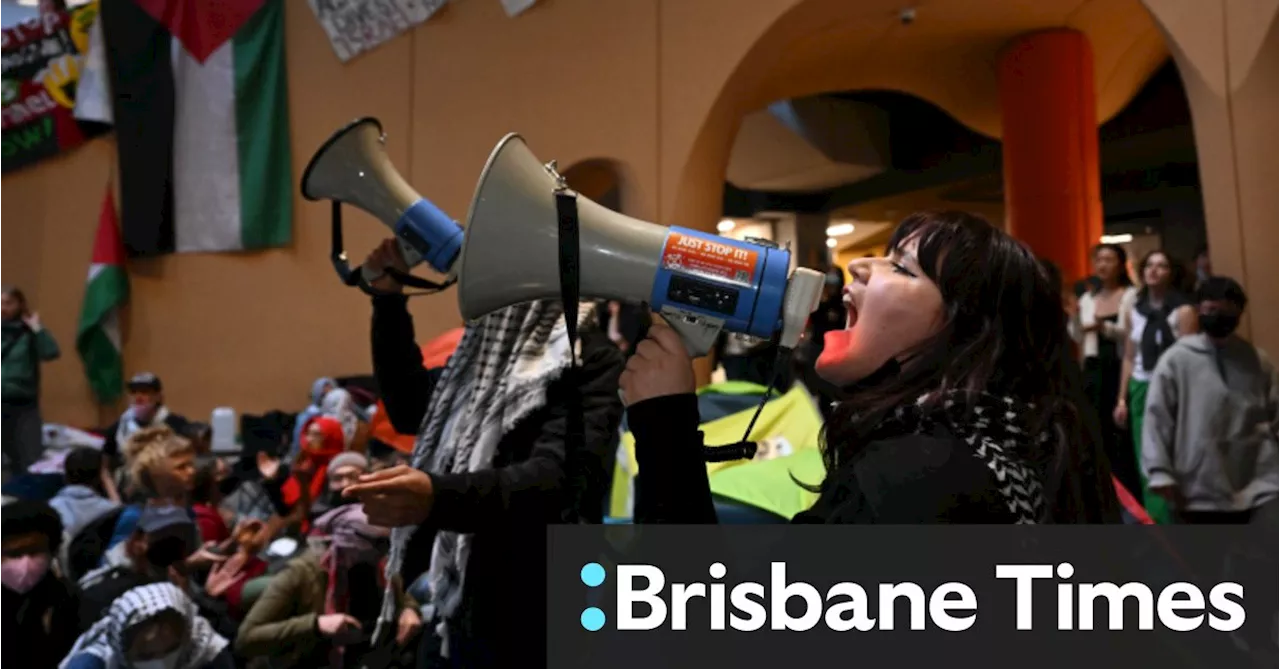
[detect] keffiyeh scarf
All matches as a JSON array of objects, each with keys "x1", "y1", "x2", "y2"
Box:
[
  {"x1": 376, "y1": 300, "x2": 595, "y2": 652},
  {"x1": 878, "y1": 392, "x2": 1051, "y2": 524},
  {"x1": 59, "y1": 582, "x2": 227, "y2": 669}
]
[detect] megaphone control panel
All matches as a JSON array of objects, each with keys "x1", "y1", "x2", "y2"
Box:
[{"x1": 651, "y1": 227, "x2": 791, "y2": 355}]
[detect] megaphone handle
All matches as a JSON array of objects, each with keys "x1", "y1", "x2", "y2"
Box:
[{"x1": 658, "y1": 307, "x2": 722, "y2": 358}]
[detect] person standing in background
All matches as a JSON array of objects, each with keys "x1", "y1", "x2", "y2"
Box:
[
  {"x1": 1115, "y1": 250, "x2": 1197, "y2": 524},
  {"x1": 2, "y1": 286, "x2": 60, "y2": 477},
  {"x1": 1142, "y1": 277, "x2": 1276, "y2": 524},
  {"x1": 1071, "y1": 245, "x2": 1139, "y2": 498},
  {"x1": 1193, "y1": 244, "x2": 1213, "y2": 290}
]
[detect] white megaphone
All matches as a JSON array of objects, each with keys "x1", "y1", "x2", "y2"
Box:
[
  {"x1": 301, "y1": 117, "x2": 464, "y2": 291},
  {"x1": 457, "y1": 133, "x2": 825, "y2": 357}
]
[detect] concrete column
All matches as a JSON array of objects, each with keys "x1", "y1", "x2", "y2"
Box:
[{"x1": 1142, "y1": 0, "x2": 1277, "y2": 358}]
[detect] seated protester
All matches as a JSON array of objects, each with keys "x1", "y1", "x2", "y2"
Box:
[
  {"x1": 344, "y1": 239, "x2": 625, "y2": 669},
  {"x1": 236, "y1": 505, "x2": 421, "y2": 668},
  {"x1": 202, "y1": 520, "x2": 269, "y2": 620},
  {"x1": 78, "y1": 505, "x2": 238, "y2": 642},
  {"x1": 2, "y1": 500, "x2": 79, "y2": 669},
  {"x1": 61, "y1": 582, "x2": 232, "y2": 669},
  {"x1": 50, "y1": 447, "x2": 121, "y2": 540},
  {"x1": 101, "y1": 373, "x2": 193, "y2": 466},
  {"x1": 190, "y1": 459, "x2": 235, "y2": 545},
  {"x1": 320, "y1": 388, "x2": 365, "y2": 451},
  {"x1": 105, "y1": 427, "x2": 199, "y2": 554},
  {"x1": 311, "y1": 452, "x2": 368, "y2": 518},
  {"x1": 282, "y1": 416, "x2": 346, "y2": 519},
  {"x1": 287, "y1": 377, "x2": 336, "y2": 462}
]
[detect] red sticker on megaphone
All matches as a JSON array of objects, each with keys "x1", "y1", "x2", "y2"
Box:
[{"x1": 661, "y1": 232, "x2": 759, "y2": 287}]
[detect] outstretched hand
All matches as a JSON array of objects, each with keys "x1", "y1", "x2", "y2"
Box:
[{"x1": 343, "y1": 465, "x2": 435, "y2": 527}]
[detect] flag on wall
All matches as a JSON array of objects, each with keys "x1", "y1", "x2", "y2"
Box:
[
  {"x1": 97, "y1": 0, "x2": 292, "y2": 257},
  {"x1": 78, "y1": 186, "x2": 130, "y2": 404}
]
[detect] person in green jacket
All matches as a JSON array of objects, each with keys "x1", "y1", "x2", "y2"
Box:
[{"x1": 2, "y1": 286, "x2": 60, "y2": 476}]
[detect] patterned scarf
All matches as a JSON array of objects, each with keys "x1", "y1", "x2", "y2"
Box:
[
  {"x1": 376, "y1": 300, "x2": 596, "y2": 652},
  {"x1": 60, "y1": 582, "x2": 227, "y2": 669},
  {"x1": 312, "y1": 504, "x2": 389, "y2": 668},
  {"x1": 878, "y1": 392, "x2": 1051, "y2": 524}
]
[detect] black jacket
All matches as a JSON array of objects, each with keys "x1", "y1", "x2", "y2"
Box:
[
  {"x1": 2, "y1": 573, "x2": 79, "y2": 669},
  {"x1": 371, "y1": 295, "x2": 625, "y2": 668},
  {"x1": 630, "y1": 394, "x2": 1020, "y2": 524}
]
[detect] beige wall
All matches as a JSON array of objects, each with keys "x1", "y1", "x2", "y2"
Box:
[
  {"x1": 3, "y1": 0, "x2": 1252, "y2": 426},
  {"x1": 1143, "y1": 0, "x2": 1278, "y2": 359}
]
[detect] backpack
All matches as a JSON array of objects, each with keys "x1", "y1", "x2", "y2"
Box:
[{"x1": 65, "y1": 505, "x2": 126, "y2": 583}]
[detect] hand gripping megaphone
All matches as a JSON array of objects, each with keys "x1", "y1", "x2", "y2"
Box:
[
  {"x1": 301, "y1": 117, "x2": 464, "y2": 293},
  {"x1": 456, "y1": 133, "x2": 825, "y2": 358}
]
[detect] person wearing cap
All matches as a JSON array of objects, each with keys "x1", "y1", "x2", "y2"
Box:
[
  {"x1": 101, "y1": 373, "x2": 194, "y2": 461},
  {"x1": 311, "y1": 452, "x2": 369, "y2": 518},
  {"x1": 77, "y1": 504, "x2": 239, "y2": 641}
]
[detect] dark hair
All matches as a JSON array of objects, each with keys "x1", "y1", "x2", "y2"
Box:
[
  {"x1": 1136, "y1": 249, "x2": 1186, "y2": 299},
  {"x1": 190, "y1": 457, "x2": 220, "y2": 506},
  {"x1": 64, "y1": 447, "x2": 105, "y2": 488},
  {"x1": 822, "y1": 211, "x2": 1118, "y2": 523},
  {"x1": 1091, "y1": 244, "x2": 1133, "y2": 288},
  {"x1": 1196, "y1": 276, "x2": 1248, "y2": 309},
  {"x1": 1, "y1": 285, "x2": 27, "y2": 313},
  {"x1": 1, "y1": 500, "x2": 63, "y2": 552},
  {"x1": 1038, "y1": 258, "x2": 1064, "y2": 297}
]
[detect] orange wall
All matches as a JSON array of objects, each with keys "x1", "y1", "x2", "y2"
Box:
[{"x1": 2, "y1": 0, "x2": 1267, "y2": 427}]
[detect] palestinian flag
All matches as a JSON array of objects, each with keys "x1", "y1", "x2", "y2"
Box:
[
  {"x1": 99, "y1": 0, "x2": 291, "y2": 257},
  {"x1": 78, "y1": 186, "x2": 130, "y2": 403}
]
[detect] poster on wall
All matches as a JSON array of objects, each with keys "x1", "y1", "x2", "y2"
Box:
[
  {"x1": 500, "y1": 0, "x2": 538, "y2": 17},
  {"x1": 308, "y1": 0, "x2": 448, "y2": 63},
  {"x1": 1, "y1": 1, "x2": 104, "y2": 173}
]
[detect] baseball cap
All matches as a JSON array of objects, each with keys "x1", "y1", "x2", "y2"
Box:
[
  {"x1": 127, "y1": 372, "x2": 163, "y2": 392},
  {"x1": 137, "y1": 505, "x2": 195, "y2": 537},
  {"x1": 137, "y1": 505, "x2": 198, "y2": 565}
]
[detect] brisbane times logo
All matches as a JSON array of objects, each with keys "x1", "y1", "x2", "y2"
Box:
[{"x1": 576, "y1": 561, "x2": 1247, "y2": 633}]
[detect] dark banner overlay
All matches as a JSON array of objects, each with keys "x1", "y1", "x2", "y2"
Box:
[{"x1": 548, "y1": 526, "x2": 1278, "y2": 669}]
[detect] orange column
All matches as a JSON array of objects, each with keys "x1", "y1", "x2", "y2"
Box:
[{"x1": 997, "y1": 29, "x2": 1103, "y2": 283}]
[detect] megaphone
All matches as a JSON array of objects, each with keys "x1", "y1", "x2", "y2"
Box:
[
  {"x1": 457, "y1": 133, "x2": 825, "y2": 357},
  {"x1": 301, "y1": 117, "x2": 464, "y2": 290}
]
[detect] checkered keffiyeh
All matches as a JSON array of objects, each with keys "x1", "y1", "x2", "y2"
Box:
[
  {"x1": 59, "y1": 582, "x2": 228, "y2": 669},
  {"x1": 376, "y1": 299, "x2": 595, "y2": 652}
]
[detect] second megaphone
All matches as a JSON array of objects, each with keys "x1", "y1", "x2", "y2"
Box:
[
  {"x1": 457, "y1": 133, "x2": 823, "y2": 357},
  {"x1": 301, "y1": 117, "x2": 463, "y2": 290}
]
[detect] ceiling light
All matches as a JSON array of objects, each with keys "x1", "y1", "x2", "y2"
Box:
[
  {"x1": 826, "y1": 238, "x2": 837, "y2": 249},
  {"x1": 826, "y1": 223, "x2": 855, "y2": 236},
  {"x1": 717, "y1": 219, "x2": 735, "y2": 233},
  {"x1": 1100, "y1": 233, "x2": 1133, "y2": 244}
]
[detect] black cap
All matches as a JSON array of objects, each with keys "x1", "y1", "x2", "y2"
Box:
[{"x1": 127, "y1": 372, "x2": 162, "y2": 392}]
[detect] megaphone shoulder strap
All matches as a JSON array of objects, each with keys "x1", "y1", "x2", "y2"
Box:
[
  {"x1": 329, "y1": 201, "x2": 456, "y2": 296},
  {"x1": 555, "y1": 188, "x2": 588, "y2": 524}
]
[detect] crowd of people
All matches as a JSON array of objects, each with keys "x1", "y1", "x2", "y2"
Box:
[{"x1": 1, "y1": 211, "x2": 1275, "y2": 669}]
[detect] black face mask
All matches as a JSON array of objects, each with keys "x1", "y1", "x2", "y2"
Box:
[
  {"x1": 145, "y1": 536, "x2": 192, "y2": 569},
  {"x1": 217, "y1": 476, "x2": 241, "y2": 498},
  {"x1": 1200, "y1": 312, "x2": 1240, "y2": 339}
]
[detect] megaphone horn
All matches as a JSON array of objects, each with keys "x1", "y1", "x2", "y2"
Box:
[
  {"x1": 301, "y1": 117, "x2": 464, "y2": 292},
  {"x1": 458, "y1": 133, "x2": 824, "y2": 357}
]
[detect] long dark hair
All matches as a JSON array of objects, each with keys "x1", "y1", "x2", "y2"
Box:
[
  {"x1": 1135, "y1": 249, "x2": 1188, "y2": 302},
  {"x1": 1092, "y1": 244, "x2": 1133, "y2": 289},
  {"x1": 821, "y1": 211, "x2": 1119, "y2": 523}
]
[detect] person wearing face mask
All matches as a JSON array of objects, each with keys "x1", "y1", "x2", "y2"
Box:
[
  {"x1": 2, "y1": 286, "x2": 61, "y2": 478},
  {"x1": 311, "y1": 452, "x2": 369, "y2": 518},
  {"x1": 289, "y1": 378, "x2": 337, "y2": 462},
  {"x1": 2, "y1": 500, "x2": 79, "y2": 669},
  {"x1": 1141, "y1": 277, "x2": 1277, "y2": 524},
  {"x1": 101, "y1": 373, "x2": 194, "y2": 465},
  {"x1": 622, "y1": 211, "x2": 1120, "y2": 525},
  {"x1": 236, "y1": 504, "x2": 421, "y2": 668},
  {"x1": 61, "y1": 582, "x2": 233, "y2": 669},
  {"x1": 1113, "y1": 250, "x2": 1197, "y2": 524}
]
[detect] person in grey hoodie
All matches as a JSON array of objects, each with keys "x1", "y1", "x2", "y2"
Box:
[{"x1": 1142, "y1": 276, "x2": 1278, "y2": 523}]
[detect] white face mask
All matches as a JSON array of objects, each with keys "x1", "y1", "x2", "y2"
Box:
[{"x1": 131, "y1": 648, "x2": 183, "y2": 669}]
